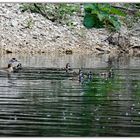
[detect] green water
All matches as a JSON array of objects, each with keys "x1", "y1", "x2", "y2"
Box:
[{"x1": 0, "y1": 54, "x2": 139, "y2": 136}]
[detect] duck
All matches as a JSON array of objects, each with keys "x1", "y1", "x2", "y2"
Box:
[
  {"x1": 79, "y1": 70, "x2": 95, "y2": 83},
  {"x1": 88, "y1": 71, "x2": 93, "y2": 81},
  {"x1": 8, "y1": 58, "x2": 22, "y2": 71},
  {"x1": 79, "y1": 69, "x2": 84, "y2": 83},
  {"x1": 65, "y1": 63, "x2": 94, "y2": 82},
  {"x1": 64, "y1": 63, "x2": 94, "y2": 83},
  {"x1": 108, "y1": 68, "x2": 114, "y2": 78},
  {"x1": 67, "y1": 68, "x2": 84, "y2": 83},
  {"x1": 65, "y1": 63, "x2": 72, "y2": 72},
  {"x1": 0, "y1": 63, "x2": 14, "y2": 73},
  {"x1": 0, "y1": 58, "x2": 22, "y2": 73},
  {"x1": 65, "y1": 63, "x2": 80, "y2": 76},
  {"x1": 99, "y1": 68, "x2": 114, "y2": 79}
]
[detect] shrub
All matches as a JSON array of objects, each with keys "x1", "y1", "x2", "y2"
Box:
[
  {"x1": 20, "y1": 3, "x2": 80, "y2": 25},
  {"x1": 83, "y1": 3, "x2": 126, "y2": 31}
]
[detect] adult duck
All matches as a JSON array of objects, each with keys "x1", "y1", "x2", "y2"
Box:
[
  {"x1": 0, "y1": 58, "x2": 22, "y2": 73},
  {"x1": 0, "y1": 63, "x2": 14, "y2": 73},
  {"x1": 8, "y1": 58, "x2": 22, "y2": 71}
]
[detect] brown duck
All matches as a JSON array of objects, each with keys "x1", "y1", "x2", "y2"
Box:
[{"x1": 0, "y1": 63, "x2": 14, "y2": 73}]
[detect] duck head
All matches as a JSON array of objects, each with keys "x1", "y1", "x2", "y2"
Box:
[
  {"x1": 66, "y1": 63, "x2": 70, "y2": 69},
  {"x1": 9, "y1": 58, "x2": 18, "y2": 63},
  {"x1": 66, "y1": 63, "x2": 71, "y2": 72}
]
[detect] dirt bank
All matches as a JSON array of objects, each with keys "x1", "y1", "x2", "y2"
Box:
[{"x1": 0, "y1": 3, "x2": 140, "y2": 56}]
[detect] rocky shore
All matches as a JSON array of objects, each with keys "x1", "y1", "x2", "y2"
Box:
[{"x1": 0, "y1": 3, "x2": 140, "y2": 56}]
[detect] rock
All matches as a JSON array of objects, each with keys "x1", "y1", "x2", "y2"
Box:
[
  {"x1": 106, "y1": 32, "x2": 130, "y2": 52},
  {"x1": 33, "y1": 36, "x2": 37, "y2": 39},
  {"x1": 11, "y1": 20, "x2": 18, "y2": 27},
  {"x1": 130, "y1": 36, "x2": 140, "y2": 47},
  {"x1": 6, "y1": 50, "x2": 12, "y2": 54},
  {"x1": 65, "y1": 49, "x2": 73, "y2": 55},
  {"x1": 131, "y1": 46, "x2": 140, "y2": 56}
]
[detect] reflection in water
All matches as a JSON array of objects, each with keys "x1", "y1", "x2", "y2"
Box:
[{"x1": 0, "y1": 54, "x2": 140, "y2": 136}]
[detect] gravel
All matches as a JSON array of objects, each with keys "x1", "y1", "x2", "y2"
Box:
[{"x1": 0, "y1": 3, "x2": 139, "y2": 56}]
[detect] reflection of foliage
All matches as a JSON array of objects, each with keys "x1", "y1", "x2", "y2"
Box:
[
  {"x1": 84, "y1": 76, "x2": 114, "y2": 105},
  {"x1": 84, "y1": 69, "x2": 140, "y2": 105},
  {"x1": 133, "y1": 80, "x2": 140, "y2": 100}
]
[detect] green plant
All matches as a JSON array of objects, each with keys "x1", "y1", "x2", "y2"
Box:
[
  {"x1": 20, "y1": 3, "x2": 43, "y2": 13},
  {"x1": 83, "y1": 3, "x2": 126, "y2": 31},
  {"x1": 120, "y1": 3, "x2": 140, "y2": 28},
  {"x1": 20, "y1": 3, "x2": 80, "y2": 25}
]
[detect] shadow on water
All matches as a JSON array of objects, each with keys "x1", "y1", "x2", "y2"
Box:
[{"x1": 0, "y1": 54, "x2": 140, "y2": 136}]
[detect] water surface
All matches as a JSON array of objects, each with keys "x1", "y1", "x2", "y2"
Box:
[{"x1": 0, "y1": 54, "x2": 139, "y2": 136}]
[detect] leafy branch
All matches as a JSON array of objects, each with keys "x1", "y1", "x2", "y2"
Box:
[{"x1": 83, "y1": 3, "x2": 126, "y2": 31}]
